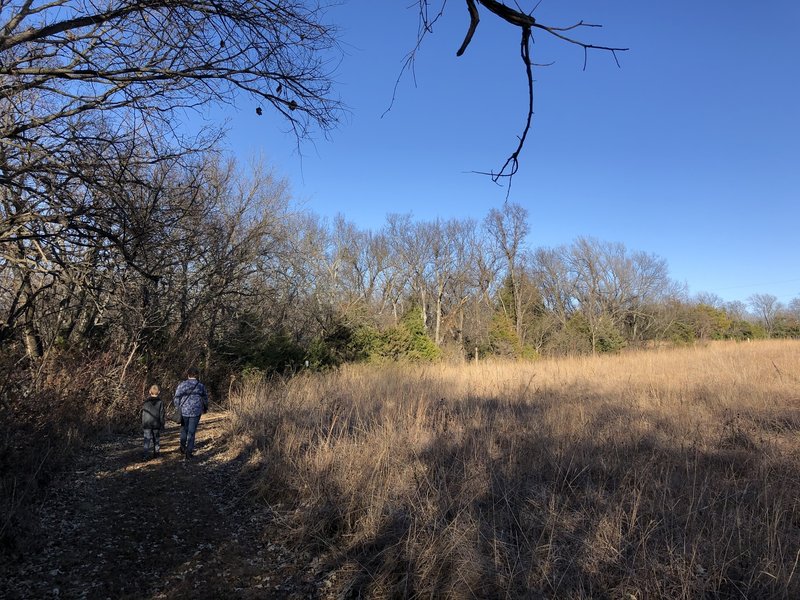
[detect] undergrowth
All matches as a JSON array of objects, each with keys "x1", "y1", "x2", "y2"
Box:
[{"x1": 0, "y1": 351, "x2": 161, "y2": 556}]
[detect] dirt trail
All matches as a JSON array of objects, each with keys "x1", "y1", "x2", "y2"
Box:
[{"x1": 1, "y1": 413, "x2": 323, "y2": 599}]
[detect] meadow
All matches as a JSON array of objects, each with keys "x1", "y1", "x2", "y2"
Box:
[{"x1": 229, "y1": 340, "x2": 800, "y2": 599}]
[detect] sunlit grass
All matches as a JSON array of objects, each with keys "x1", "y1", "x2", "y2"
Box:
[{"x1": 229, "y1": 340, "x2": 800, "y2": 598}]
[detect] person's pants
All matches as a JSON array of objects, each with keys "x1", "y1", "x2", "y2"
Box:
[
  {"x1": 180, "y1": 415, "x2": 201, "y2": 454},
  {"x1": 143, "y1": 428, "x2": 161, "y2": 453}
]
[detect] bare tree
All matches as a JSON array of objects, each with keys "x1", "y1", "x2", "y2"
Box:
[
  {"x1": 0, "y1": 0, "x2": 340, "y2": 141},
  {"x1": 329, "y1": 216, "x2": 393, "y2": 321},
  {"x1": 0, "y1": 126, "x2": 192, "y2": 357},
  {"x1": 560, "y1": 237, "x2": 677, "y2": 353},
  {"x1": 438, "y1": 218, "x2": 482, "y2": 347},
  {"x1": 423, "y1": 218, "x2": 479, "y2": 346},
  {"x1": 725, "y1": 300, "x2": 749, "y2": 322},
  {"x1": 748, "y1": 293, "x2": 782, "y2": 336},
  {"x1": 485, "y1": 202, "x2": 529, "y2": 341},
  {"x1": 386, "y1": 213, "x2": 430, "y2": 330},
  {"x1": 788, "y1": 297, "x2": 800, "y2": 320},
  {"x1": 1, "y1": 0, "x2": 340, "y2": 266},
  {"x1": 695, "y1": 292, "x2": 726, "y2": 310},
  {"x1": 1, "y1": 0, "x2": 341, "y2": 359},
  {"x1": 532, "y1": 246, "x2": 575, "y2": 328}
]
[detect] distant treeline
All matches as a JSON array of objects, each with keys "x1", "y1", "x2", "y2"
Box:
[{"x1": 2, "y1": 157, "x2": 799, "y2": 399}]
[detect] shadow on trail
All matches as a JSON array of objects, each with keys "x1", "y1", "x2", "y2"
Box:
[
  {"x1": 6, "y1": 390, "x2": 800, "y2": 599},
  {"x1": 0, "y1": 412, "x2": 289, "y2": 600}
]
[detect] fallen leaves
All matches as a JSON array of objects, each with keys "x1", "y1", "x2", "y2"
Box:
[{"x1": 1, "y1": 415, "x2": 340, "y2": 599}]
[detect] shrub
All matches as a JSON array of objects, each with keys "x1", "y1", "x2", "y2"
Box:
[{"x1": 367, "y1": 307, "x2": 441, "y2": 362}]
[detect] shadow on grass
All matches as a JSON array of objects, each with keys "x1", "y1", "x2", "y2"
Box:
[
  {"x1": 5, "y1": 390, "x2": 799, "y2": 599},
  {"x1": 250, "y1": 387, "x2": 800, "y2": 599}
]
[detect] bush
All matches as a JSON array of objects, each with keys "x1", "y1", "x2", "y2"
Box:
[
  {"x1": 488, "y1": 311, "x2": 518, "y2": 357},
  {"x1": 306, "y1": 321, "x2": 372, "y2": 369},
  {"x1": 544, "y1": 317, "x2": 592, "y2": 356},
  {"x1": 593, "y1": 316, "x2": 626, "y2": 353},
  {"x1": 666, "y1": 320, "x2": 696, "y2": 345},
  {"x1": 253, "y1": 333, "x2": 306, "y2": 373},
  {"x1": 771, "y1": 317, "x2": 800, "y2": 339},
  {"x1": 487, "y1": 312, "x2": 538, "y2": 359},
  {"x1": 0, "y1": 349, "x2": 146, "y2": 557},
  {"x1": 366, "y1": 307, "x2": 441, "y2": 362}
]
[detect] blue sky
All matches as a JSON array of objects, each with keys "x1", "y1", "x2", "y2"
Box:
[{"x1": 209, "y1": 0, "x2": 799, "y2": 306}]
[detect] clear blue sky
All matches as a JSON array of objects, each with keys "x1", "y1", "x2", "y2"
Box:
[{"x1": 209, "y1": 0, "x2": 800, "y2": 306}]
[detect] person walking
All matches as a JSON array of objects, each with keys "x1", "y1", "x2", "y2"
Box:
[
  {"x1": 174, "y1": 367, "x2": 209, "y2": 460},
  {"x1": 142, "y1": 384, "x2": 165, "y2": 460}
]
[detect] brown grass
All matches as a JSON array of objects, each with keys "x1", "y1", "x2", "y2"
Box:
[{"x1": 229, "y1": 340, "x2": 800, "y2": 599}]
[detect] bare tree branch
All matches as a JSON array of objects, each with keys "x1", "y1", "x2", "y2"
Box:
[{"x1": 416, "y1": 1, "x2": 628, "y2": 188}]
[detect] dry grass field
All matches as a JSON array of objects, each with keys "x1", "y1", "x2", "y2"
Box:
[{"x1": 228, "y1": 340, "x2": 800, "y2": 599}]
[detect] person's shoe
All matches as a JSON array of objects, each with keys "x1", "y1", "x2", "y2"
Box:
[
  {"x1": 142, "y1": 453, "x2": 150, "y2": 461},
  {"x1": 153, "y1": 450, "x2": 159, "y2": 458},
  {"x1": 179, "y1": 444, "x2": 186, "y2": 455},
  {"x1": 184, "y1": 451, "x2": 193, "y2": 460}
]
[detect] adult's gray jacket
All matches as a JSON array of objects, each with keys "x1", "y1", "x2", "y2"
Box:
[{"x1": 174, "y1": 379, "x2": 208, "y2": 417}]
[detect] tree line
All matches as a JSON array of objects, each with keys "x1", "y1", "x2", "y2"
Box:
[
  {"x1": 2, "y1": 0, "x2": 797, "y2": 414},
  {"x1": 3, "y1": 154, "x2": 798, "y2": 394}
]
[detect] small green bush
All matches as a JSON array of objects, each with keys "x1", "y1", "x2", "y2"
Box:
[{"x1": 366, "y1": 307, "x2": 441, "y2": 362}]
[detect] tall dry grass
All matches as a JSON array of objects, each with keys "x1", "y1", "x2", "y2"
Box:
[{"x1": 229, "y1": 340, "x2": 800, "y2": 598}]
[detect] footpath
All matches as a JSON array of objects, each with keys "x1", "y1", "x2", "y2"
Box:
[{"x1": 0, "y1": 413, "x2": 328, "y2": 599}]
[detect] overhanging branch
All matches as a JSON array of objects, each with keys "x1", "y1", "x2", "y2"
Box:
[{"x1": 420, "y1": 1, "x2": 628, "y2": 189}]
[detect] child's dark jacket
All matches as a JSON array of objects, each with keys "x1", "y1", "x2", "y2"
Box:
[{"x1": 142, "y1": 396, "x2": 165, "y2": 430}]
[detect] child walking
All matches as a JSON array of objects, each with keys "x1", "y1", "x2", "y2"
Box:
[{"x1": 142, "y1": 384, "x2": 165, "y2": 460}]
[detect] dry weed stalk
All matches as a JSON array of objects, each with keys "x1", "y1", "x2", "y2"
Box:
[{"x1": 229, "y1": 340, "x2": 800, "y2": 598}]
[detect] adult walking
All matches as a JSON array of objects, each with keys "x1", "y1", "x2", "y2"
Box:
[{"x1": 174, "y1": 367, "x2": 209, "y2": 460}]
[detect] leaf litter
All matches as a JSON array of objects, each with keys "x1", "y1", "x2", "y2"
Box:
[{"x1": 0, "y1": 414, "x2": 336, "y2": 599}]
